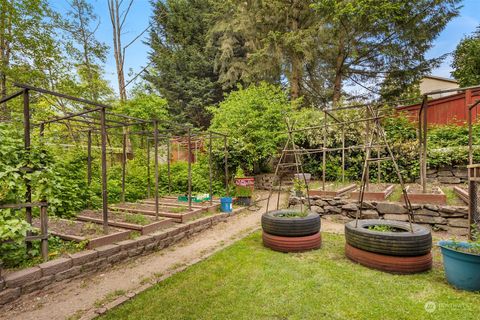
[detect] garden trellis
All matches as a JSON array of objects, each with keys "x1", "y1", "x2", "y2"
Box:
[
  {"x1": 266, "y1": 102, "x2": 417, "y2": 231},
  {"x1": 0, "y1": 82, "x2": 229, "y2": 265}
]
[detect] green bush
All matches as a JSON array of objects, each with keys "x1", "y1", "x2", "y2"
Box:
[{"x1": 209, "y1": 82, "x2": 296, "y2": 172}]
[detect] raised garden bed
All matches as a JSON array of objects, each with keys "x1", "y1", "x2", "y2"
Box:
[
  {"x1": 350, "y1": 184, "x2": 394, "y2": 201},
  {"x1": 403, "y1": 185, "x2": 447, "y2": 205},
  {"x1": 109, "y1": 202, "x2": 205, "y2": 223},
  {"x1": 33, "y1": 217, "x2": 131, "y2": 249},
  {"x1": 77, "y1": 210, "x2": 175, "y2": 235},
  {"x1": 453, "y1": 186, "x2": 469, "y2": 204},
  {"x1": 141, "y1": 198, "x2": 221, "y2": 213},
  {"x1": 308, "y1": 183, "x2": 356, "y2": 197}
]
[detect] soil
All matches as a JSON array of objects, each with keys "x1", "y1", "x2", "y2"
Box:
[
  {"x1": 33, "y1": 218, "x2": 126, "y2": 239},
  {"x1": 407, "y1": 184, "x2": 443, "y2": 194},
  {"x1": 310, "y1": 181, "x2": 356, "y2": 191},
  {"x1": 114, "y1": 202, "x2": 193, "y2": 213},
  {"x1": 79, "y1": 210, "x2": 160, "y2": 226},
  {"x1": 361, "y1": 183, "x2": 392, "y2": 192}
]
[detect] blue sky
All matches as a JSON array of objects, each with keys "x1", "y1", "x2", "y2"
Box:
[{"x1": 52, "y1": 0, "x2": 480, "y2": 95}]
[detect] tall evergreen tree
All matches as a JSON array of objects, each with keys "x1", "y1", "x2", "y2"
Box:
[
  {"x1": 211, "y1": 0, "x2": 460, "y2": 106},
  {"x1": 146, "y1": 0, "x2": 225, "y2": 129}
]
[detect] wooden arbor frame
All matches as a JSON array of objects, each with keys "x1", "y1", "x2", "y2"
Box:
[
  {"x1": 0, "y1": 83, "x2": 230, "y2": 262},
  {"x1": 266, "y1": 102, "x2": 416, "y2": 231}
]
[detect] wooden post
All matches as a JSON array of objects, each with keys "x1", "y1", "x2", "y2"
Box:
[
  {"x1": 422, "y1": 97, "x2": 428, "y2": 193},
  {"x1": 365, "y1": 109, "x2": 370, "y2": 191},
  {"x1": 322, "y1": 110, "x2": 327, "y2": 191},
  {"x1": 167, "y1": 137, "x2": 171, "y2": 195},
  {"x1": 209, "y1": 132, "x2": 213, "y2": 205},
  {"x1": 38, "y1": 122, "x2": 48, "y2": 261},
  {"x1": 40, "y1": 205, "x2": 48, "y2": 261},
  {"x1": 224, "y1": 136, "x2": 228, "y2": 196},
  {"x1": 377, "y1": 148, "x2": 381, "y2": 183},
  {"x1": 147, "y1": 137, "x2": 151, "y2": 198},
  {"x1": 23, "y1": 89, "x2": 33, "y2": 250},
  {"x1": 187, "y1": 128, "x2": 192, "y2": 210},
  {"x1": 418, "y1": 101, "x2": 423, "y2": 190},
  {"x1": 87, "y1": 130, "x2": 92, "y2": 185},
  {"x1": 341, "y1": 125, "x2": 345, "y2": 183},
  {"x1": 121, "y1": 132, "x2": 127, "y2": 203},
  {"x1": 154, "y1": 121, "x2": 159, "y2": 220},
  {"x1": 100, "y1": 107, "x2": 109, "y2": 233},
  {"x1": 466, "y1": 90, "x2": 474, "y2": 240}
]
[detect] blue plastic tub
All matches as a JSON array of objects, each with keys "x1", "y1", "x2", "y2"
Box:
[
  {"x1": 220, "y1": 197, "x2": 233, "y2": 213},
  {"x1": 438, "y1": 240, "x2": 480, "y2": 291}
]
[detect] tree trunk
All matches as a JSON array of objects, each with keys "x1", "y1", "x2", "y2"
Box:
[
  {"x1": 77, "y1": 1, "x2": 98, "y2": 102},
  {"x1": 332, "y1": 35, "x2": 345, "y2": 107},
  {"x1": 290, "y1": 1, "x2": 301, "y2": 100},
  {"x1": 0, "y1": 0, "x2": 12, "y2": 119},
  {"x1": 108, "y1": 0, "x2": 128, "y2": 102}
]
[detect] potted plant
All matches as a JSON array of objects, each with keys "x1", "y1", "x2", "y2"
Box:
[
  {"x1": 438, "y1": 227, "x2": 480, "y2": 291},
  {"x1": 235, "y1": 185, "x2": 252, "y2": 206},
  {"x1": 234, "y1": 167, "x2": 254, "y2": 206},
  {"x1": 293, "y1": 177, "x2": 306, "y2": 197},
  {"x1": 293, "y1": 172, "x2": 312, "y2": 183}
]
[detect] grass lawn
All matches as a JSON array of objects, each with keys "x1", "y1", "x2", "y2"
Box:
[{"x1": 101, "y1": 233, "x2": 479, "y2": 320}]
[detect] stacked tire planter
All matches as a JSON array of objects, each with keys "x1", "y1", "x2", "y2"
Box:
[
  {"x1": 261, "y1": 210, "x2": 321, "y2": 252},
  {"x1": 345, "y1": 219, "x2": 433, "y2": 274}
]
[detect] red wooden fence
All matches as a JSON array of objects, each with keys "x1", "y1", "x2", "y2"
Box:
[{"x1": 396, "y1": 89, "x2": 480, "y2": 125}]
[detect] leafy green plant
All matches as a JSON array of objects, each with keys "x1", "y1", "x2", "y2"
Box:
[
  {"x1": 367, "y1": 225, "x2": 404, "y2": 232},
  {"x1": 275, "y1": 211, "x2": 308, "y2": 218},
  {"x1": 169, "y1": 207, "x2": 187, "y2": 213},
  {"x1": 235, "y1": 186, "x2": 252, "y2": 198},
  {"x1": 293, "y1": 178, "x2": 306, "y2": 192},
  {"x1": 209, "y1": 82, "x2": 296, "y2": 172},
  {"x1": 124, "y1": 213, "x2": 150, "y2": 226},
  {"x1": 443, "y1": 240, "x2": 480, "y2": 255},
  {"x1": 234, "y1": 167, "x2": 245, "y2": 178}
]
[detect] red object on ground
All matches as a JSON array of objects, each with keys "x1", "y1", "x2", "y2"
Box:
[
  {"x1": 345, "y1": 243, "x2": 432, "y2": 274},
  {"x1": 396, "y1": 89, "x2": 480, "y2": 125},
  {"x1": 262, "y1": 231, "x2": 322, "y2": 253},
  {"x1": 235, "y1": 177, "x2": 255, "y2": 194},
  {"x1": 235, "y1": 177, "x2": 255, "y2": 187}
]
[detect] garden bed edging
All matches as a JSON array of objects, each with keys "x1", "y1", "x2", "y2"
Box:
[{"x1": 0, "y1": 208, "x2": 246, "y2": 306}]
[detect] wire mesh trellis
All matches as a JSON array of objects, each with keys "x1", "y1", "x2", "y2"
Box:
[{"x1": 468, "y1": 165, "x2": 480, "y2": 239}]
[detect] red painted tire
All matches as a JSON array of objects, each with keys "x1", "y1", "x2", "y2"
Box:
[
  {"x1": 345, "y1": 243, "x2": 432, "y2": 274},
  {"x1": 262, "y1": 231, "x2": 321, "y2": 253}
]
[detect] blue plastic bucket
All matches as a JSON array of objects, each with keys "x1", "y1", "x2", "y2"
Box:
[
  {"x1": 438, "y1": 240, "x2": 480, "y2": 291},
  {"x1": 220, "y1": 197, "x2": 233, "y2": 213}
]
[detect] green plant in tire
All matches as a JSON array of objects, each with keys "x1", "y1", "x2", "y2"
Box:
[
  {"x1": 367, "y1": 225, "x2": 403, "y2": 232},
  {"x1": 276, "y1": 211, "x2": 308, "y2": 218},
  {"x1": 293, "y1": 178, "x2": 306, "y2": 196}
]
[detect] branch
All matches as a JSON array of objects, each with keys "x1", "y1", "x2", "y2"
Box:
[{"x1": 120, "y1": 0, "x2": 134, "y2": 29}]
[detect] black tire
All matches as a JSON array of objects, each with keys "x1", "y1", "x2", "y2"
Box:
[
  {"x1": 345, "y1": 219, "x2": 432, "y2": 256},
  {"x1": 261, "y1": 210, "x2": 320, "y2": 237}
]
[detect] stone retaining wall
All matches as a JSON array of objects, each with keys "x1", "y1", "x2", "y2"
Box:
[
  {"x1": 255, "y1": 174, "x2": 277, "y2": 190},
  {"x1": 0, "y1": 209, "x2": 244, "y2": 306},
  {"x1": 289, "y1": 195, "x2": 469, "y2": 236},
  {"x1": 424, "y1": 166, "x2": 468, "y2": 184}
]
